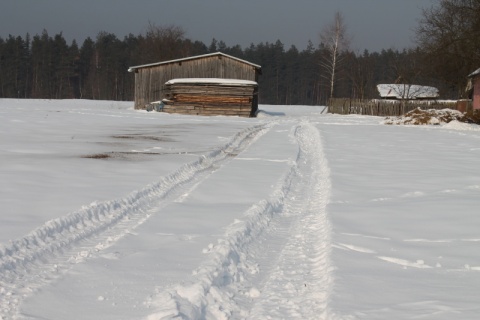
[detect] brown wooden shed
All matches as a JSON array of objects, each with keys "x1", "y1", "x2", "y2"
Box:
[{"x1": 128, "y1": 52, "x2": 262, "y2": 110}]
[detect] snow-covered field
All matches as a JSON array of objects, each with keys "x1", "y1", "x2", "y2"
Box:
[{"x1": 1, "y1": 99, "x2": 480, "y2": 319}]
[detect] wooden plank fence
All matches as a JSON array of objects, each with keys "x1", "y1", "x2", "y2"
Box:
[{"x1": 328, "y1": 98, "x2": 460, "y2": 116}]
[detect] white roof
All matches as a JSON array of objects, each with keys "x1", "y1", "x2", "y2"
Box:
[
  {"x1": 128, "y1": 52, "x2": 261, "y2": 72},
  {"x1": 165, "y1": 78, "x2": 257, "y2": 86},
  {"x1": 377, "y1": 84, "x2": 439, "y2": 99},
  {"x1": 468, "y1": 68, "x2": 480, "y2": 78}
]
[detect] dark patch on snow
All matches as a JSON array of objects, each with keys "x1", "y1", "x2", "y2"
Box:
[
  {"x1": 82, "y1": 153, "x2": 111, "y2": 159},
  {"x1": 81, "y1": 152, "x2": 164, "y2": 160},
  {"x1": 112, "y1": 135, "x2": 175, "y2": 142},
  {"x1": 81, "y1": 150, "x2": 208, "y2": 160}
]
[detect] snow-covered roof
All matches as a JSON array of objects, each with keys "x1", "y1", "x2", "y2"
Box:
[
  {"x1": 377, "y1": 84, "x2": 439, "y2": 99},
  {"x1": 165, "y1": 78, "x2": 258, "y2": 86},
  {"x1": 128, "y1": 52, "x2": 262, "y2": 72},
  {"x1": 468, "y1": 68, "x2": 480, "y2": 78}
]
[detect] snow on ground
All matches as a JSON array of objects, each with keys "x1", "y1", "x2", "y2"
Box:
[{"x1": 1, "y1": 99, "x2": 480, "y2": 319}]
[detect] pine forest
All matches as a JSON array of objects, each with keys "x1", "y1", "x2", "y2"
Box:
[{"x1": 0, "y1": 21, "x2": 474, "y2": 105}]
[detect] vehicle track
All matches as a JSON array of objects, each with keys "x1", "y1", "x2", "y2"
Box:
[
  {"x1": 247, "y1": 121, "x2": 333, "y2": 319},
  {"x1": 0, "y1": 122, "x2": 271, "y2": 319},
  {"x1": 146, "y1": 120, "x2": 333, "y2": 319}
]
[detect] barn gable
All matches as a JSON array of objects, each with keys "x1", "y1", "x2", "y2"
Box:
[{"x1": 128, "y1": 52, "x2": 262, "y2": 110}]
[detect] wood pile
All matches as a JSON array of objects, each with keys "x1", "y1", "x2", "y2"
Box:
[{"x1": 161, "y1": 79, "x2": 258, "y2": 117}]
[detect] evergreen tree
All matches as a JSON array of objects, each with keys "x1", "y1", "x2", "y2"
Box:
[
  {"x1": 78, "y1": 37, "x2": 95, "y2": 99},
  {"x1": 0, "y1": 24, "x2": 445, "y2": 104},
  {"x1": 209, "y1": 38, "x2": 217, "y2": 53},
  {"x1": 0, "y1": 35, "x2": 30, "y2": 98}
]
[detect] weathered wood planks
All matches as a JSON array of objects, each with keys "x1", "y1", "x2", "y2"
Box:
[
  {"x1": 161, "y1": 78, "x2": 258, "y2": 117},
  {"x1": 327, "y1": 98, "x2": 458, "y2": 116}
]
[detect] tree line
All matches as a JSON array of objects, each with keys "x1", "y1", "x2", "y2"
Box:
[{"x1": 1, "y1": 1, "x2": 478, "y2": 105}]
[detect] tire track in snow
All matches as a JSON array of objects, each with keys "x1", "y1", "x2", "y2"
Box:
[
  {"x1": 145, "y1": 121, "x2": 333, "y2": 319},
  {"x1": 0, "y1": 123, "x2": 271, "y2": 319},
  {"x1": 247, "y1": 122, "x2": 333, "y2": 319}
]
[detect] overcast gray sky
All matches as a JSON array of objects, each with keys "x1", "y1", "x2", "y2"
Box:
[{"x1": 1, "y1": 0, "x2": 435, "y2": 52}]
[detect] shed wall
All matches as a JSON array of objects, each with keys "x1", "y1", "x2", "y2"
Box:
[
  {"x1": 133, "y1": 56, "x2": 259, "y2": 109},
  {"x1": 474, "y1": 77, "x2": 480, "y2": 110}
]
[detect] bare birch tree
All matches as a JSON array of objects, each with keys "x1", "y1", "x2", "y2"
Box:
[{"x1": 320, "y1": 11, "x2": 350, "y2": 100}]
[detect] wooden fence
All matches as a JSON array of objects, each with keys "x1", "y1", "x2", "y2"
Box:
[{"x1": 327, "y1": 98, "x2": 460, "y2": 116}]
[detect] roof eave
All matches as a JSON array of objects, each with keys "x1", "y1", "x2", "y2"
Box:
[
  {"x1": 127, "y1": 52, "x2": 262, "y2": 73},
  {"x1": 468, "y1": 68, "x2": 480, "y2": 78}
]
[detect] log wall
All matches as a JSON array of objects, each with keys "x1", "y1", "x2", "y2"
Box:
[{"x1": 160, "y1": 81, "x2": 258, "y2": 117}]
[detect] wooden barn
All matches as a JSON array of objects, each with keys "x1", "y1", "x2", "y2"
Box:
[{"x1": 127, "y1": 52, "x2": 262, "y2": 112}]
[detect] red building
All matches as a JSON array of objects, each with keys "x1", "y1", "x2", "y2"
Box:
[{"x1": 468, "y1": 68, "x2": 480, "y2": 110}]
